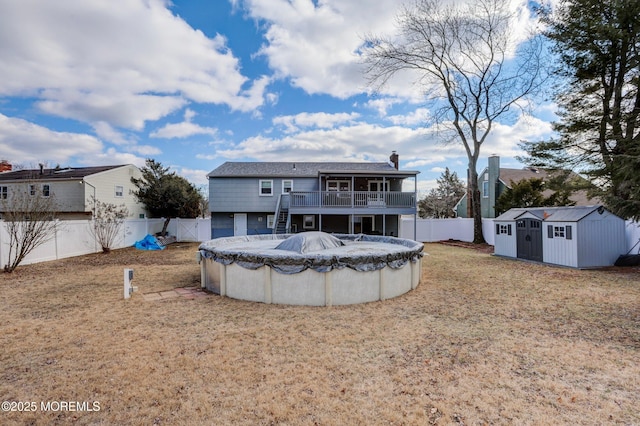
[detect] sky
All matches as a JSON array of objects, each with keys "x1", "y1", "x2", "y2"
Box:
[{"x1": 0, "y1": 0, "x2": 558, "y2": 195}]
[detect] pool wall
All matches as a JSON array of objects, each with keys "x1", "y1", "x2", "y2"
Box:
[
  {"x1": 200, "y1": 255, "x2": 421, "y2": 306},
  {"x1": 199, "y1": 233, "x2": 423, "y2": 306}
]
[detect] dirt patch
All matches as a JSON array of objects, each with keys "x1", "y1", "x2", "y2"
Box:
[
  {"x1": 438, "y1": 239, "x2": 495, "y2": 253},
  {"x1": 1, "y1": 243, "x2": 638, "y2": 425}
]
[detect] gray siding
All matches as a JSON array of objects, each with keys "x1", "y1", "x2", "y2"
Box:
[
  {"x1": 576, "y1": 212, "x2": 626, "y2": 268},
  {"x1": 543, "y1": 221, "x2": 578, "y2": 267},
  {"x1": 210, "y1": 177, "x2": 317, "y2": 212}
]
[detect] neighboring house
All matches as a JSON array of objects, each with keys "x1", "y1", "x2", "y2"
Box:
[
  {"x1": 493, "y1": 205, "x2": 625, "y2": 268},
  {"x1": 0, "y1": 163, "x2": 147, "y2": 220},
  {"x1": 455, "y1": 155, "x2": 597, "y2": 218},
  {"x1": 207, "y1": 153, "x2": 419, "y2": 239}
]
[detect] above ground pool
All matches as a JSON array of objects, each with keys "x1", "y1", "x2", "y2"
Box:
[{"x1": 198, "y1": 232, "x2": 424, "y2": 306}]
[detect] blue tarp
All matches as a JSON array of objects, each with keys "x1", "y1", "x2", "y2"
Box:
[{"x1": 134, "y1": 234, "x2": 165, "y2": 250}]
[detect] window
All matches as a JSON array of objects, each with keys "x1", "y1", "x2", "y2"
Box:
[
  {"x1": 548, "y1": 225, "x2": 572, "y2": 239},
  {"x1": 42, "y1": 184, "x2": 50, "y2": 197},
  {"x1": 303, "y1": 215, "x2": 315, "y2": 229},
  {"x1": 29, "y1": 185, "x2": 36, "y2": 196},
  {"x1": 267, "y1": 215, "x2": 275, "y2": 229},
  {"x1": 0, "y1": 186, "x2": 7, "y2": 199},
  {"x1": 259, "y1": 180, "x2": 273, "y2": 196},
  {"x1": 495, "y1": 224, "x2": 512, "y2": 235},
  {"x1": 327, "y1": 180, "x2": 350, "y2": 191},
  {"x1": 282, "y1": 180, "x2": 293, "y2": 193},
  {"x1": 115, "y1": 185, "x2": 124, "y2": 197},
  {"x1": 482, "y1": 181, "x2": 489, "y2": 198}
]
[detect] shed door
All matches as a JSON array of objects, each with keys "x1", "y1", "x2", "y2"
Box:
[{"x1": 516, "y1": 219, "x2": 543, "y2": 262}]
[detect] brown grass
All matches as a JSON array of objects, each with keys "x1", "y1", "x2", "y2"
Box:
[{"x1": 1, "y1": 242, "x2": 638, "y2": 425}]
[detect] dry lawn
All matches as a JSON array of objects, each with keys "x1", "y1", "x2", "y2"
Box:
[{"x1": 1, "y1": 242, "x2": 638, "y2": 425}]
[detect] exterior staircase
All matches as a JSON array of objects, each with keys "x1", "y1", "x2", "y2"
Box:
[
  {"x1": 274, "y1": 206, "x2": 289, "y2": 234},
  {"x1": 273, "y1": 193, "x2": 290, "y2": 234}
]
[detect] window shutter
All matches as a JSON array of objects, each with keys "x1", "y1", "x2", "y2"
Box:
[
  {"x1": 566, "y1": 225, "x2": 572, "y2": 240},
  {"x1": 547, "y1": 225, "x2": 553, "y2": 239},
  {"x1": 496, "y1": 224, "x2": 500, "y2": 235},
  {"x1": 507, "y1": 224, "x2": 512, "y2": 236}
]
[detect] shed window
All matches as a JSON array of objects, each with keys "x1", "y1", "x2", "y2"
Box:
[
  {"x1": 259, "y1": 180, "x2": 273, "y2": 196},
  {"x1": 496, "y1": 224, "x2": 512, "y2": 235},
  {"x1": 554, "y1": 226, "x2": 565, "y2": 238}
]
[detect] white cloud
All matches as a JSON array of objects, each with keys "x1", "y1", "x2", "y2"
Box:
[
  {"x1": 151, "y1": 109, "x2": 219, "y2": 139},
  {"x1": 387, "y1": 108, "x2": 430, "y2": 126},
  {"x1": 176, "y1": 167, "x2": 210, "y2": 186},
  {"x1": 273, "y1": 112, "x2": 360, "y2": 133},
  {"x1": 239, "y1": 0, "x2": 403, "y2": 98},
  {"x1": 0, "y1": 113, "x2": 103, "y2": 165},
  {"x1": 0, "y1": 0, "x2": 270, "y2": 129}
]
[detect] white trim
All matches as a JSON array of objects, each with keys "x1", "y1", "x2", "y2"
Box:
[
  {"x1": 303, "y1": 214, "x2": 315, "y2": 229},
  {"x1": 282, "y1": 180, "x2": 293, "y2": 193},
  {"x1": 259, "y1": 179, "x2": 273, "y2": 196}
]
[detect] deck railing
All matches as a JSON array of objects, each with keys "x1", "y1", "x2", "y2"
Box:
[{"x1": 289, "y1": 191, "x2": 416, "y2": 209}]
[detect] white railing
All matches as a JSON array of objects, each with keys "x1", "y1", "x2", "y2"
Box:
[{"x1": 289, "y1": 191, "x2": 415, "y2": 208}]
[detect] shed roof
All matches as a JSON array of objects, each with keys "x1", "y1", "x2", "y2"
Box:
[
  {"x1": 495, "y1": 205, "x2": 609, "y2": 222},
  {"x1": 207, "y1": 161, "x2": 419, "y2": 178},
  {"x1": 0, "y1": 165, "x2": 128, "y2": 182}
]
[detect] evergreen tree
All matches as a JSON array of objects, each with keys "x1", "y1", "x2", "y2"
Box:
[
  {"x1": 494, "y1": 177, "x2": 575, "y2": 216},
  {"x1": 418, "y1": 168, "x2": 466, "y2": 218},
  {"x1": 131, "y1": 159, "x2": 203, "y2": 236},
  {"x1": 520, "y1": 0, "x2": 640, "y2": 219}
]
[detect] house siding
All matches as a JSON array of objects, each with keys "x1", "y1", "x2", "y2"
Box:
[
  {"x1": 210, "y1": 177, "x2": 317, "y2": 212},
  {"x1": 0, "y1": 165, "x2": 145, "y2": 219},
  {"x1": 84, "y1": 165, "x2": 145, "y2": 218}
]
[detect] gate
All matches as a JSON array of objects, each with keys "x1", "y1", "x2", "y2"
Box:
[{"x1": 516, "y1": 218, "x2": 543, "y2": 262}]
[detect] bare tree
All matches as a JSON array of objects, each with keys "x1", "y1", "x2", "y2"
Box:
[
  {"x1": 363, "y1": 0, "x2": 545, "y2": 243},
  {"x1": 88, "y1": 197, "x2": 129, "y2": 253},
  {"x1": 1, "y1": 183, "x2": 60, "y2": 273}
]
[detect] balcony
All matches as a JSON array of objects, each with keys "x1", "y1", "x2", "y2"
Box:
[{"x1": 289, "y1": 191, "x2": 416, "y2": 210}]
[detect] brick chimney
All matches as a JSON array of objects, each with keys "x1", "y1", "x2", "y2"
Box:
[
  {"x1": 389, "y1": 151, "x2": 399, "y2": 170},
  {"x1": 0, "y1": 160, "x2": 11, "y2": 172}
]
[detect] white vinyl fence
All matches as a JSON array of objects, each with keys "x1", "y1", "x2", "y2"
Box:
[
  {"x1": 0, "y1": 217, "x2": 211, "y2": 268},
  {"x1": 401, "y1": 217, "x2": 640, "y2": 254},
  {"x1": 2, "y1": 217, "x2": 639, "y2": 268}
]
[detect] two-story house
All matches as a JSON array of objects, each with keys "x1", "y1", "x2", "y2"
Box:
[
  {"x1": 207, "y1": 153, "x2": 419, "y2": 239},
  {"x1": 454, "y1": 155, "x2": 598, "y2": 218},
  {"x1": 0, "y1": 163, "x2": 147, "y2": 220}
]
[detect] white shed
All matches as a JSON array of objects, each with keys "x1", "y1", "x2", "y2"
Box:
[{"x1": 494, "y1": 206, "x2": 626, "y2": 268}]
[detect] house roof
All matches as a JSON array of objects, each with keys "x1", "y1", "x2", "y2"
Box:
[
  {"x1": 207, "y1": 162, "x2": 419, "y2": 178},
  {"x1": 0, "y1": 165, "x2": 128, "y2": 182},
  {"x1": 495, "y1": 205, "x2": 609, "y2": 222}
]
